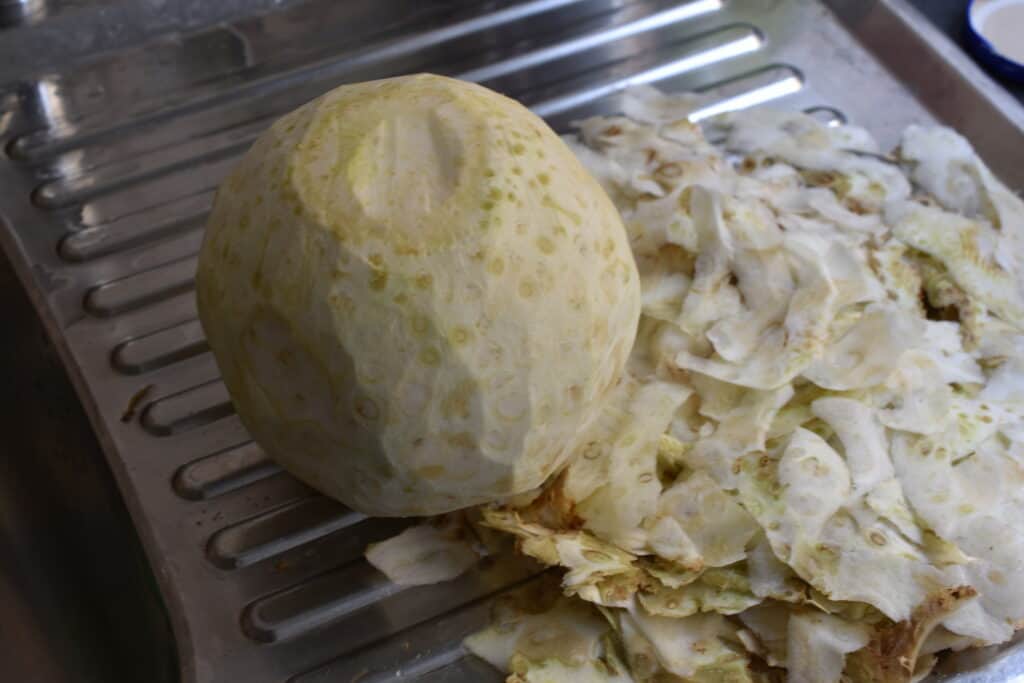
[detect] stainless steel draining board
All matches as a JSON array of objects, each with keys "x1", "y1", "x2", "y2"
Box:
[{"x1": 1, "y1": 1, "x2": 1023, "y2": 681}]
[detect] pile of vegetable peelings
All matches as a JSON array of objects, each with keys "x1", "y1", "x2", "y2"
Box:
[{"x1": 365, "y1": 88, "x2": 1024, "y2": 683}]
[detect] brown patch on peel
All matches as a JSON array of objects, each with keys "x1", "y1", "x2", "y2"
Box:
[
  {"x1": 844, "y1": 585, "x2": 977, "y2": 683},
  {"x1": 518, "y1": 470, "x2": 584, "y2": 530}
]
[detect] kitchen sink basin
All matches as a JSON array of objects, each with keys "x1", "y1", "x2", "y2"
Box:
[{"x1": 0, "y1": 250, "x2": 177, "y2": 683}]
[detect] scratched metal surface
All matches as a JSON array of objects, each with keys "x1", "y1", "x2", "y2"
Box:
[{"x1": 0, "y1": 1, "x2": 1022, "y2": 681}]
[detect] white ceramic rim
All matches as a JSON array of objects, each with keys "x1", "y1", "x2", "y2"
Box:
[{"x1": 968, "y1": 0, "x2": 1024, "y2": 66}]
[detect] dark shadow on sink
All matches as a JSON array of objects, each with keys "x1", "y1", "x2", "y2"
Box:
[{"x1": 0, "y1": 251, "x2": 178, "y2": 683}]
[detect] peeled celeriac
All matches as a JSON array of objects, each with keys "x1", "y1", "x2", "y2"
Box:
[{"x1": 196, "y1": 74, "x2": 641, "y2": 516}]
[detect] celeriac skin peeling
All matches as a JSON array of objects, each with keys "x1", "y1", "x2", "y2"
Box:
[{"x1": 375, "y1": 87, "x2": 1024, "y2": 682}]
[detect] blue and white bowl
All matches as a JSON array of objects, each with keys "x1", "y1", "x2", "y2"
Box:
[{"x1": 966, "y1": 0, "x2": 1024, "y2": 83}]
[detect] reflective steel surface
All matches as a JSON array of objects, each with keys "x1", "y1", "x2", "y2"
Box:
[{"x1": 0, "y1": 1, "x2": 1022, "y2": 681}]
